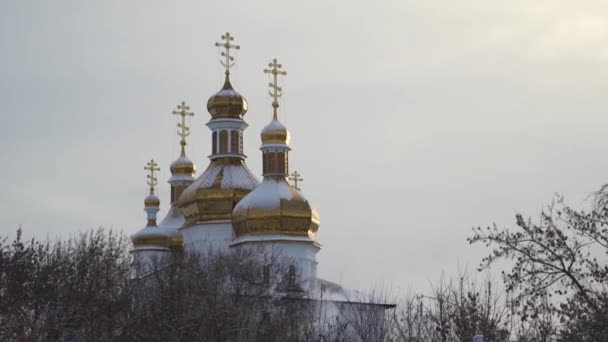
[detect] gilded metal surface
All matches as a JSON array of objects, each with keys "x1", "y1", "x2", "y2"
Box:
[
  {"x1": 263, "y1": 58, "x2": 287, "y2": 120},
  {"x1": 144, "y1": 159, "x2": 160, "y2": 194},
  {"x1": 177, "y1": 158, "x2": 258, "y2": 226},
  {"x1": 208, "y1": 33, "x2": 247, "y2": 119},
  {"x1": 261, "y1": 126, "x2": 290, "y2": 145},
  {"x1": 132, "y1": 234, "x2": 171, "y2": 248},
  {"x1": 170, "y1": 162, "x2": 196, "y2": 176},
  {"x1": 172, "y1": 101, "x2": 194, "y2": 156},
  {"x1": 168, "y1": 234, "x2": 184, "y2": 249},
  {"x1": 144, "y1": 196, "x2": 160, "y2": 207},
  {"x1": 232, "y1": 179, "x2": 320, "y2": 238},
  {"x1": 207, "y1": 78, "x2": 248, "y2": 119},
  {"x1": 214, "y1": 32, "x2": 240, "y2": 74}
]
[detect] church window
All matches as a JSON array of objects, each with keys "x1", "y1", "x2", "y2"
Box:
[
  {"x1": 277, "y1": 152, "x2": 285, "y2": 174},
  {"x1": 219, "y1": 130, "x2": 228, "y2": 154},
  {"x1": 231, "y1": 131, "x2": 239, "y2": 154},
  {"x1": 212, "y1": 131, "x2": 217, "y2": 154},
  {"x1": 262, "y1": 153, "x2": 268, "y2": 174}
]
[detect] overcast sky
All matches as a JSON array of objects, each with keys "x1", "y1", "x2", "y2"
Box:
[{"x1": 1, "y1": 0, "x2": 607, "y2": 292}]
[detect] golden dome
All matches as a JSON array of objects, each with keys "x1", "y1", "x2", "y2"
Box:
[
  {"x1": 231, "y1": 178, "x2": 320, "y2": 238},
  {"x1": 261, "y1": 119, "x2": 291, "y2": 145},
  {"x1": 131, "y1": 226, "x2": 171, "y2": 248},
  {"x1": 177, "y1": 158, "x2": 259, "y2": 226},
  {"x1": 170, "y1": 154, "x2": 196, "y2": 176},
  {"x1": 144, "y1": 194, "x2": 160, "y2": 207},
  {"x1": 207, "y1": 77, "x2": 248, "y2": 119}
]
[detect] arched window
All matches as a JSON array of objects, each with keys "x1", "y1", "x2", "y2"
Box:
[
  {"x1": 231, "y1": 131, "x2": 239, "y2": 154},
  {"x1": 219, "y1": 130, "x2": 228, "y2": 154},
  {"x1": 212, "y1": 131, "x2": 217, "y2": 154}
]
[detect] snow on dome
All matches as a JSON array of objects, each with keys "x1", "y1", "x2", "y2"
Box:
[
  {"x1": 261, "y1": 119, "x2": 290, "y2": 146},
  {"x1": 177, "y1": 159, "x2": 260, "y2": 225},
  {"x1": 232, "y1": 178, "x2": 320, "y2": 238},
  {"x1": 144, "y1": 194, "x2": 160, "y2": 207},
  {"x1": 158, "y1": 204, "x2": 185, "y2": 249}
]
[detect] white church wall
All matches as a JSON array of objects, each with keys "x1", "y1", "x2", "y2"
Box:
[{"x1": 180, "y1": 220, "x2": 234, "y2": 253}]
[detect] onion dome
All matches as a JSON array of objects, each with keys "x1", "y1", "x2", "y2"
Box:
[
  {"x1": 144, "y1": 193, "x2": 160, "y2": 207},
  {"x1": 232, "y1": 58, "x2": 320, "y2": 240},
  {"x1": 232, "y1": 178, "x2": 320, "y2": 238},
  {"x1": 131, "y1": 160, "x2": 171, "y2": 250},
  {"x1": 261, "y1": 119, "x2": 290, "y2": 146},
  {"x1": 207, "y1": 76, "x2": 248, "y2": 120},
  {"x1": 178, "y1": 158, "x2": 259, "y2": 225},
  {"x1": 177, "y1": 33, "x2": 259, "y2": 226},
  {"x1": 169, "y1": 154, "x2": 196, "y2": 181}
]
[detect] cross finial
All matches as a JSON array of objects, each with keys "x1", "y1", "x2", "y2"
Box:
[
  {"x1": 172, "y1": 101, "x2": 194, "y2": 156},
  {"x1": 289, "y1": 170, "x2": 303, "y2": 190},
  {"x1": 214, "y1": 32, "x2": 240, "y2": 76},
  {"x1": 263, "y1": 58, "x2": 287, "y2": 120},
  {"x1": 144, "y1": 159, "x2": 160, "y2": 194}
]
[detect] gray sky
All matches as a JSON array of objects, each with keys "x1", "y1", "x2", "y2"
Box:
[{"x1": 1, "y1": 0, "x2": 607, "y2": 292}]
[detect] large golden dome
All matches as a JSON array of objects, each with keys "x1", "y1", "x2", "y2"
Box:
[
  {"x1": 206, "y1": 76, "x2": 248, "y2": 119},
  {"x1": 177, "y1": 158, "x2": 259, "y2": 226},
  {"x1": 231, "y1": 178, "x2": 320, "y2": 238}
]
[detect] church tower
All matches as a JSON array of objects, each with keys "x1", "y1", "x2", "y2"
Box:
[
  {"x1": 231, "y1": 59, "x2": 321, "y2": 291},
  {"x1": 131, "y1": 159, "x2": 171, "y2": 277},
  {"x1": 157, "y1": 101, "x2": 197, "y2": 252},
  {"x1": 178, "y1": 33, "x2": 259, "y2": 251}
]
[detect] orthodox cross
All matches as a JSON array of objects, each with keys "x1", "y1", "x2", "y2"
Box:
[
  {"x1": 289, "y1": 170, "x2": 303, "y2": 190},
  {"x1": 172, "y1": 101, "x2": 194, "y2": 155},
  {"x1": 263, "y1": 58, "x2": 287, "y2": 119},
  {"x1": 144, "y1": 159, "x2": 160, "y2": 194},
  {"x1": 215, "y1": 32, "x2": 240, "y2": 75}
]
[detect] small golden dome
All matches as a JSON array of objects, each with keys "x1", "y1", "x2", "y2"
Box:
[
  {"x1": 144, "y1": 194, "x2": 160, "y2": 207},
  {"x1": 261, "y1": 119, "x2": 291, "y2": 145},
  {"x1": 131, "y1": 226, "x2": 171, "y2": 248},
  {"x1": 207, "y1": 77, "x2": 248, "y2": 119},
  {"x1": 170, "y1": 154, "x2": 196, "y2": 176},
  {"x1": 232, "y1": 178, "x2": 319, "y2": 238}
]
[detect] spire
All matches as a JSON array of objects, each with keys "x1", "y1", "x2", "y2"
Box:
[
  {"x1": 215, "y1": 32, "x2": 240, "y2": 78},
  {"x1": 172, "y1": 101, "x2": 194, "y2": 156},
  {"x1": 169, "y1": 101, "x2": 196, "y2": 202},
  {"x1": 263, "y1": 58, "x2": 287, "y2": 120},
  {"x1": 144, "y1": 159, "x2": 160, "y2": 194},
  {"x1": 207, "y1": 33, "x2": 248, "y2": 120},
  {"x1": 143, "y1": 159, "x2": 161, "y2": 226}
]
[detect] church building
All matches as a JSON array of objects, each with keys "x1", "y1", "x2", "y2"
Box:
[{"x1": 130, "y1": 33, "x2": 388, "y2": 308}]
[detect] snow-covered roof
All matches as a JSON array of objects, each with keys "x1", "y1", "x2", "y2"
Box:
[{"x1": 193, "y1": 161, "x2": 259, "y2": 190}]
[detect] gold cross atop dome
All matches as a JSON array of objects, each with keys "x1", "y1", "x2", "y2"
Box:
[
  {"x1": 215, "y1": 32, "x2": 240, "y2": 75},
  {"x1": 144, "y1": 159, "x2": 160, "y2": 194},
  {"x1": 172, "y1": 101, "x2": 194, "y2": 155},
  {"x1": 263, "y1": 58, "x2": 287, "y2": 120},
  {"x1": 289, "y1": 170, "x2": 303, "y2": 190}
]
